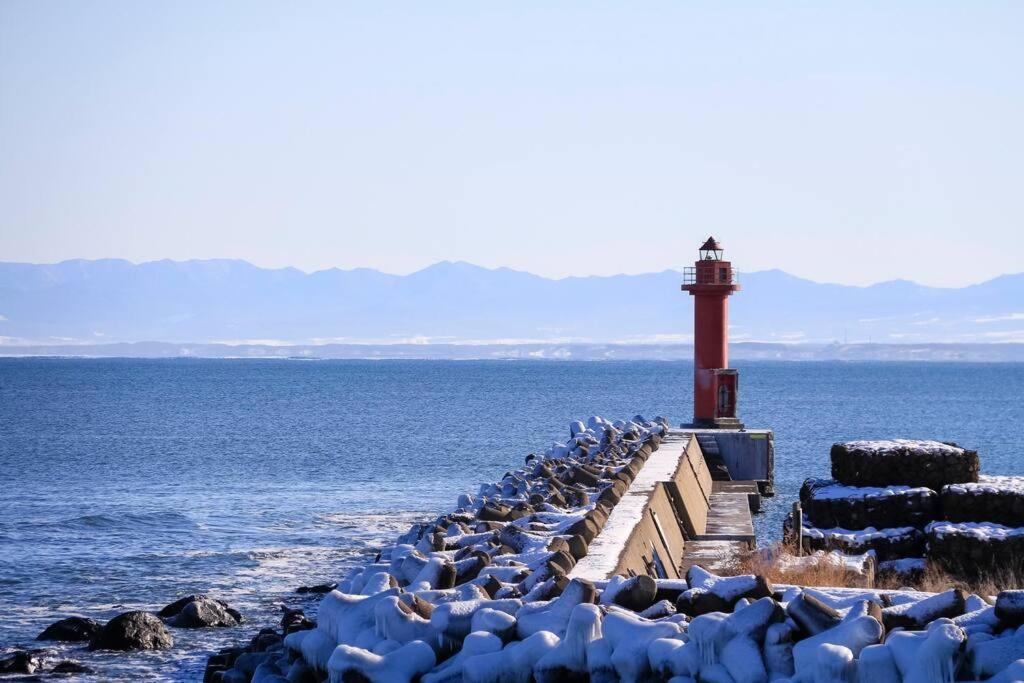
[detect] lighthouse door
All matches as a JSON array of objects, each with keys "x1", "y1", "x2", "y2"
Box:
[{"x1": 714, "y1": 371, "x2": 738, "y2": 418}]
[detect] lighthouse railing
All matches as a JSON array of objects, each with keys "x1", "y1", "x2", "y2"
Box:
[{"x1": 682, "y1": 267, "x2": 740, "y2": 286}]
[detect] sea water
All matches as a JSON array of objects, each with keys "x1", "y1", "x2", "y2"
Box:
[{"x1": 1, "y1": 358, "x2": 1022, "y2": 679}]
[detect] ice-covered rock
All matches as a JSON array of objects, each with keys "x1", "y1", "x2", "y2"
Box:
[
  {"x1": 462, "y1": 631, "x2": 561, "y2": 683},
  {"x1": 318, "y1": 588, "x2": 402, "y2": 645},
  {"x1": 686, "y1": 611, "x2": 730, "y2": 667},
  {"x1": 327, "y1": 639, "x2": 435, "y2": 683},
  {"x1": 888, "y1": 622, "x2": 965, "y2": 683},
  {"x1": 764, "y1": 622, "x2": 796, "y2": 680},
  {"x1": 987, "y1": 658, "x2": 1024, "y2": 682},
  {"x1": 515, "y1": 579, "x2": 596, "y2": 639},
  {"x1": 723, "y1": 596, "x2": 784, "y2": 642},
  {"x1": 791, "y1": 616, "x2": 883, "y2": 680},
  {"x1": 967, "y1": 630, "x2": 1024, "y2": 679},
  {"x1": 687, "y1": 566, "x2": 772, "y2": 603},
  {"x1": 648, "y1": 637, "x2": 688, "y2": 678},
  {"x1": 882, "y1": 588, "x2": 965, "y2": 630},
  {"x1": 432, "y1": 598, "x2": 521, "y2": 640},
  {"x1": 373, "y1": 596, "x2": 444, "y2": 648},
  {"x1": 470, "y1": 607, "x2": 518, "y2": 642},
  {"x1": 533, "y1": 603, "x2": 602, "y2": 682},
  {"x1": 721, "y1": 633, "x2": 768, "y2": 683},
  {"x1": 422, "y1": 632, "x2": 503, "y2": 683},
  {"x1": 813, "y1": 643, "x2": 855, "y2": 683},
  {"x1": 855, "y1": 644, "x2": 899, "y2": 683}
]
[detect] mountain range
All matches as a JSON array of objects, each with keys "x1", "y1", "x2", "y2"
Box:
[{"x1": 1, "y1": 259, "x2": 1022, "y2": 346}]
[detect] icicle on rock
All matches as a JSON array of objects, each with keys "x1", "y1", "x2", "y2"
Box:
[
  {"x1": 533, "y1": 603, "x2": 603, "y2": 683},
  {"x1": 791, "y1": 616, "x2": 883, "y2": 681},
  {"x1": 327, "y1": 640, "x2": 436, "y2": 683}
]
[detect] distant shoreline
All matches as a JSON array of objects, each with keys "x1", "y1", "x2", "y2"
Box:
[{"x1": 2, "y1": 341, "x2": 1023, "y2": 362}]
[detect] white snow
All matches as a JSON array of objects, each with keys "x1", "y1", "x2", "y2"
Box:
[
  {"x1": 839, "y1": 439, "x2": 964, "y2": 456},
  {"x1": 877, "y1": 557, "x2": 927, "y2": 574},
  {"x1": 801, "y1": 521, "x2": 917, "y2": 543},
  {"x1": 926, "y1": 520, "x2": 1024, "y2": 541},
  {"x1": 887, "y1": 623, "x2": 964, "y2": 683},
  {"x1": 805, "y1": 482, "x2": 933, "y2": 501},
  {"x1": 945, "y1": 474, "x2": 1024, "y2": 495},
  {"x1": 776, "y1": 550, "x2": 872, "y2": 575},
  {"x1": 791, "y1": 616, "x2": 883, "y2": 679},
  {"x1": 327, "y1": 640, "x2": 436, "y2": 683}
]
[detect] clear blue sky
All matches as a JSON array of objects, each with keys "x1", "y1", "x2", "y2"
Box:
[{"x1": 1, "y1": 1, "x2": 1021, "y2": 286}]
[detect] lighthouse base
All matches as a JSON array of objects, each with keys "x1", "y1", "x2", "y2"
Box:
[
  {"x1": 678, "y1": 426, "x2": 774, "y2": 496},
  {"x1": 687, "y1": 417, "x2": 745, "y2": 430}
]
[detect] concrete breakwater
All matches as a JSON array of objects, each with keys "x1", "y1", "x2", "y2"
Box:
[{"x1": 204, "y1": 420, "x2": 1024, "y2": 682}]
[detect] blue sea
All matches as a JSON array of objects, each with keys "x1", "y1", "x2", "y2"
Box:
[{"x1": 1, "y1": 358, "x2": 1023, "y2": 679}]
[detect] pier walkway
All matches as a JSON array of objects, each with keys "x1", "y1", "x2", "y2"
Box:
[{"x1": 571, "y1": 428, "x2": 760, "y2": 581}]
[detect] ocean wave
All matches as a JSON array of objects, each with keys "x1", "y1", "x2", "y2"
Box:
[{"x1": 24, "y1": 510, "x2": 200, "y2": 532}]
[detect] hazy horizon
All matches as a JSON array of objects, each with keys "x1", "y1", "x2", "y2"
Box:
[
  {"x1": 3, "y1": 258, "x2": 1022, "y2": 347},
  {"x1": 3, "y1": 255, "x2": 1022, "y2": 290}
]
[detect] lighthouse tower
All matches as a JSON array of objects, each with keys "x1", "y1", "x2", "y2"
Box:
[{"x1": 681, "y1": 237, "x2": 742, "y2": 429}]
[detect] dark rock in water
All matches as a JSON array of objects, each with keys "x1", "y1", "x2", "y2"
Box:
[
  {"x1": 50, "y1": 661, "x2": 94, "y2": 675},
  {"x1": 158, "y1": 595, "x2": 200, "y2": 618},
  {"x1": 205, "y1": 646, "x2": 247, "y2": 683},
  {"x1": 89, "y1": 611, "x2": 173, "y2": 651},
  {"x1": 0, "y1": 651, "x2": 42, "y2": 675},
  {"x1": 281, "y1": 607, "x2": 315, "y2": 635},
  {"x1": 250, "y1": 627, "x2": 283, "y2": 652},
  {"x1": 36, "y1": 616, "x2": 103, "y2": 642},
  {"x1": 296, "y1": 582, "x2": 337, "y2": 594},
  {"x1": 161, "y1": 595, "x2": 242, "y2": 628}
]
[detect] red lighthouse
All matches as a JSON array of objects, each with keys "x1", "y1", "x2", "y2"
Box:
[{"x1": 681, "y1": 237, "x2": 742, "y2": 428}]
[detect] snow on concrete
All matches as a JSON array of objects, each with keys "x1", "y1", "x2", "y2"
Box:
[
  {"x1": 804, "y1": 482, "x2": 932, "y2": 501},
  {"x1": 945, "y1": 474, "x2": 1024, "y2": 495},
  {"x1": 802, "y1": 523, "x2": 917, "y2": 543},
  {"x1": 925, "y1": 520, "x2": 1024, "y2": 541},
  {"x1": 838, "y1": 439, "x2": 964, "y2": 456},
  {"x1": 569, "y1": 432, "x2": 689, "y2": 582}
]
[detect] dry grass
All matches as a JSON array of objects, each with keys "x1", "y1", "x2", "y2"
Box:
[
  {"x1": 736, "y1": 545, "x2": 874, "y2": 589},
  {"x1": 727, "y1": 543, "x2": 1024, "y2": 597},
  {"x1": 883, "y1": 559, "x2": 1024, "y2": 597}
]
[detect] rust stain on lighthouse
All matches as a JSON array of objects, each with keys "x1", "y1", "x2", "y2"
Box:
[{"x1": 681, "y1": 236, "x2": 743, "y2": 429}]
